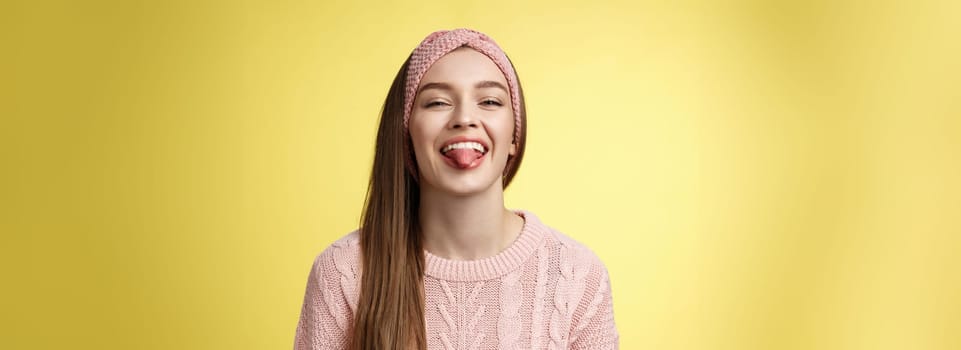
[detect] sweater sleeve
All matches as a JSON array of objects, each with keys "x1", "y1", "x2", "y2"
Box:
[
  {"x1": 293, "y1": 247, "x2": 353, "y2": 350},
  {"x1": 569, "y1": 257, "x2": 619, "y2": 349}
]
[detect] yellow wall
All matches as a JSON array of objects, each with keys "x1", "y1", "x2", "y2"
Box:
[{"x1": 3, "y1": 0, "x2": 959, "y2": 349}]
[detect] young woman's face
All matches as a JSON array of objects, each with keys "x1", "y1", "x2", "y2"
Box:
[{"x1": 409, "y1": 47, "x2": 517, "y2": 196}]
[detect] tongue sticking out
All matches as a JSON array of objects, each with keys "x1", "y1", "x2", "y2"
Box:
[{"x1": 444, "y1": 148, "x2": 484, "y2": 169}]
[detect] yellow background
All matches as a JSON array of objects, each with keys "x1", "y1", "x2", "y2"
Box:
[{"x1": 2, "y1": 0, "x2": 959, "y2": 349}]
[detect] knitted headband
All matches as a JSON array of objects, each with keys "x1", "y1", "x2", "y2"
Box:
[{"x1": 403, "y1": 28, "x2": 523, "y2": 179}]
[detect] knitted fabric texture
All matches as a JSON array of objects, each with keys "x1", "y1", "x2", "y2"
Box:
[
  {"x1": 402, "y1": 28, "x2": 523, "y2": 178},
  {"x1": 293, "y1": 210, "x2": 619, "y2": 349}
]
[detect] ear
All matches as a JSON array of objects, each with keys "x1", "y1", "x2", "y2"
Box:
[{"x1": 509, "y1": 141, "x2": 518, "y2": 156}]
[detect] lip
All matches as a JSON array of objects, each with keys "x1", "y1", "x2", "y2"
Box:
[{"x1": 438, "y1": 136, "x2": 490, "y2": 153}]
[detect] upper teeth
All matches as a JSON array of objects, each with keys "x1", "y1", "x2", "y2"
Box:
[{"x1": 442, "y1": 141, "x2": 486, "y2": 154}]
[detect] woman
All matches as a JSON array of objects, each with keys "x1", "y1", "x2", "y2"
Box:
[{"x1": 294, "y1": 28, "x2": 619, "y2": 350}]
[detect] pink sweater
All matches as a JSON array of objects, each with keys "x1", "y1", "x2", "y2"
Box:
[{"x1": 293, "y1": 209, "x2": 619, "y2": 349}]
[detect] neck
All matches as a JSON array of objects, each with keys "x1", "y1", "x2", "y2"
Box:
[{"x1": 418, "y1": 180, "x2": 524, "y2": 260}]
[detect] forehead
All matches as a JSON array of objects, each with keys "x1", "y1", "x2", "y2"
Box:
[{"x1": 418, "y1": 47, "x2": 508, "y2": 88}]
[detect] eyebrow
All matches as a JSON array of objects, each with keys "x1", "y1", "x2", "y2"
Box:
[{"x1": 417, "y1": 80, "x2": 508, "y2": 94}]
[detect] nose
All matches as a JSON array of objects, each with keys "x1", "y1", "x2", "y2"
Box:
[{"x1": 448, "y1": 105, "x2": 479, "y2": 129}]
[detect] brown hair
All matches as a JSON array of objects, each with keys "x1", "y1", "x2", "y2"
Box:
[{"x1": 351, "y1": 49, "x2": 527, "y2": 349}]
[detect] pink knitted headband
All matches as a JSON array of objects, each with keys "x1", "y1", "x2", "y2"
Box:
[{"x1": 403, "y1": 28, "x2": 523, "y2": 179}]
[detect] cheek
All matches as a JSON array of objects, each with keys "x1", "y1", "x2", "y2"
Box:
[
  {"x1": 491, "y1": 117, "x2": 516, "y2": 145},
  {"x1": 408, "y1": 129, "x2": 427, "y2": 157},
  {"x1": 408, "y1": 119, "x2": 437, "y2": 157}
]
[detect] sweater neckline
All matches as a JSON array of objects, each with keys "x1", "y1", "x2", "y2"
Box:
[{"x1": 423, "y1": 209, "x2": 548, "y2": 282}]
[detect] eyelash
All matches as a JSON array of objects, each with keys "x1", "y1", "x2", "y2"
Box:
[{"x1": 426, "y1": 100, "x2": 502, "y2": 107}]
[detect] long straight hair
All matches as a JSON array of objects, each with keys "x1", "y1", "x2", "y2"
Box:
[{"x1": 351, "y1": 49, "x2": 527, "y2": 349}]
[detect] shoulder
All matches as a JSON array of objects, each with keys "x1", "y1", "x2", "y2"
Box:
[
  {"x1": 318, "y1": 229, "x2": 361, "y2": 261},
  {"x1": 306, "y1": 229, "x2": 362, "y2": 312},
  {"x1": 310, "y1": 229, "x2": 361, "y2": 274},
  {"x1": 539, "y1": 224, "x2": 611, "y2": 277},
  {"x1": 528, "y1": 215, "x2": 619, "y2": 344},
  {"x1": 522, "y1": 212, "x2": 613, "y2": 297},
  {"x1": 533, "y1": 219, "x2": 615, "y2": 309},
  {"x1": 519, "y1": 209, "x2": 609, "y2": 270}
]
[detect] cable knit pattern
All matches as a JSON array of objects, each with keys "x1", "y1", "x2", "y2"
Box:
[
  {"x1": 293, "y1": 209, "x2": 619, "y2": 349},
  {"x1": 497, "y1": 267, "x2": 522, "y2": 349},
  {"x1": 530, "y1": 243, "x2": 550, "y2": 349},
  {"x1": 550, "y1": 236, "x2": 594, "y2": 349}
]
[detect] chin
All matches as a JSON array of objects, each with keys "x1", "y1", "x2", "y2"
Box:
[
  {"x1": 421, "y1": 171, "x2": 503, "y2": 197},
  {"x1": 437, "y1": 177, "x2": 499, "y2": 196}
]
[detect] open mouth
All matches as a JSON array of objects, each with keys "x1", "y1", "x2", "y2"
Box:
[{"x1": 439, "y1": 141, "x2": 488, "y2": 170}]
